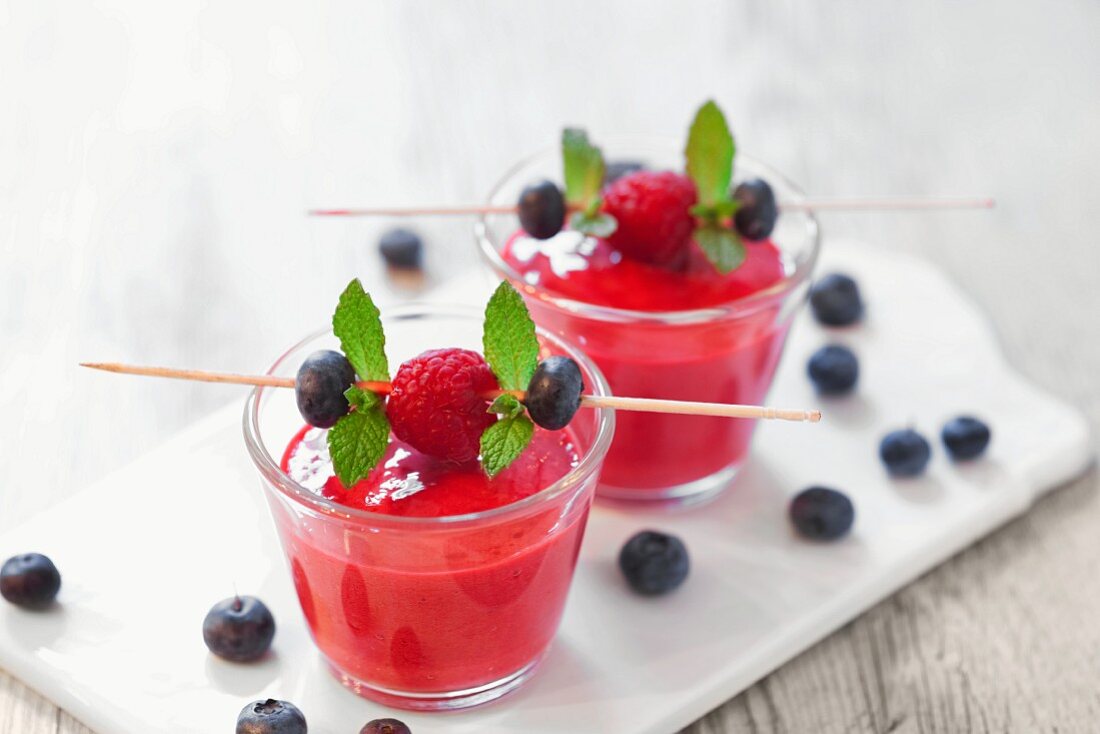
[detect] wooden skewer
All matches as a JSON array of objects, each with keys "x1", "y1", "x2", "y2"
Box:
[
  {"x1": 778, "y1": 196, "x2": 995, "y2": 211},
  {"x1": 308, "y1": 196, "x2": 994, "y2": 219},
  {"x1": 80, "y1": 362, "x2": 822, "y2": 423}
]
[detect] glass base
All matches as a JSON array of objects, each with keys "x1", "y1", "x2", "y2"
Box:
[
  {"x1": 595, "y1": 462, "x2": 741, "y2": 507},
  {"x1": 326, "y1": 652, "x2": 545, "y2": 711}
]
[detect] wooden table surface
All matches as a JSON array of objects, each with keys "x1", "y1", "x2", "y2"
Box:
[{"x1": 2, "y1": 2, "x2": 1098, "y2": 732}]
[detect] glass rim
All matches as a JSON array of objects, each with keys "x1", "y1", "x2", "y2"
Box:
[
  {"x1": 474, "y1": 134, "x2": 822, "y2": 325},
  {"x1": 242, "y1": 303, "x2": 615, "y2": 528}
]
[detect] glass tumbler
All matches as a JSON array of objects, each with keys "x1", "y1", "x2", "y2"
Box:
[
  {"x1": 477, "y1": 138, "x2": 818, "y2": 503},
  {"x1": 244, "y1": 306, "x2": 613, "y2": 710}
]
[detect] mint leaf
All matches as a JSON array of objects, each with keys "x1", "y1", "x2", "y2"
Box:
[
  {"x1": 713, "y1": 198, "x2": 739, "y2": 219},
  {"x1": 685, "y1": 100, "x2": 735, "y2": 209},
  {"x1": 327, "y1": 399, "x2": 390, "y2": 486},
  {"x1": 696, "y1": 225, "x2": 746, "y2": 275},
  {"x1": 332, "y1": 279, "x2": 389, "y2": 382},
  {"x1": 483, "y1": 281, "x2": 539, "y2": 391},
  {"x1": 480, "y1": 413, "x2": 535, "y2": 477},
  {"x1": 488, "y1": 393, "x2": 525, "y2": 419},
  {"x1": 344, "y1": 384, "x2": 380, "y2": 411},
  {"x1": 562, "y1": 128, "x2": 606, "y2": 208},
  {"x1": 570, "y1": 210, "x2": 618, "y2": 238}
]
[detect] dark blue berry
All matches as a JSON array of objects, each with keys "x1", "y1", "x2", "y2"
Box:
[
  {"x1": 236, "y1": 699, "x2": 307, "y2": 734},
  {"x1": 879, "y1": 429, "x2": 932, "y2": 477},
  {"x1": 525, "y1": 356, "x2": 584, "y2": 430},
  {"x1": 0, "y1": 553, "x2": 60, "y2": 609},
  {"x1": 203, "y1": 596, "x2": 276, "y2": 662},
  {"x1": 378, "y1": 228, "x2": 423, "y2": 270},
  {"x1": 604, "y1": 160, "x2": 647, "y2": 185},
  {"x1": 807, "y1": 344, "x2": 859, "y2": 395},
  {"x1": 810, "y1": 273, "x2": 864, "y2": 327},
  {"x1": 618, "y1": 530, "x2": 690, "y2": 596},
  {"x1": 942, "y1": 416, "x2": 991, "y2": 461},
  {"x1": 732, "y1": 178, "x2": 779, "y2": 241},
  {"x1": 361, "y1": 719, "x2": 412, "y2": 734},
  {"x1": 517, "y1": 180, "x2": 566, "y2": 240},
  {"x1": 790, "y1": 487, "x2": 855, "y2": 541},
  {"x1": 295, "y1": 350, "x2": 356, "y2": 428}
]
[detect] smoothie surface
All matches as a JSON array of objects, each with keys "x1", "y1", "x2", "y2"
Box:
[
  {"x1": 502, "y1": 229, "x2": 788, "y2": 311},
  {"x1": 282, "y1": 425, "x2": 580, "y2": 517}
]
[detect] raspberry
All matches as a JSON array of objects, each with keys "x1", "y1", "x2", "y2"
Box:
[
  {"x1": 602, "y1": 170, "x2": 698, "y2": 266},
  {"x1": 387, "y1": 348, "x2": 498, "y2": 463}
]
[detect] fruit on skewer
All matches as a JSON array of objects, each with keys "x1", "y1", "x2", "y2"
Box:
[
  {"x1": 311, "y1": 101, "x2": 993, "y2": 276},
  {"x1": 83, "y1": 280, "x2": 821, "y2": 484}
]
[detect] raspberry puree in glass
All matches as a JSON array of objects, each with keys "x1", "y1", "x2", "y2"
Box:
[
  {"x1": 275, "y1": 425, "x2": 588, "y2": 693},
  {"x1": 502, "y1": 228, "x2": 791, "y2": 493}
]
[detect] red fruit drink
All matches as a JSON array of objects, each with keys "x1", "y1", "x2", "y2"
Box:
[
  {"x1": 245, "y1": 310, "x2": 613, "y2": 710},
  {"x1": 479, "y1": 146, "x2": 819, "y2": 502},
  {"x1": 278, "y1": 428, "x2": 583, "y2": 695}
]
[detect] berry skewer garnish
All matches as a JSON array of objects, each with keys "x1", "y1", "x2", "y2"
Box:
[
  {"x1": 83, "y1": 280, "x2": 820, "y2": 483},
  {"x1": 310, "y1": 100, "x2": 993, "y2": 275}
]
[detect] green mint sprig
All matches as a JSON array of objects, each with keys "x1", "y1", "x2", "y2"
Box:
[
  {"x1": 562, "y1": 128, "x2": 618, "y2": 238},
  {"x1": 684, "y1": 100, "x2": 746, "y2": 274},
  {"x1": 480, "y1": 282, "x2": 540, "y2": 477},
  {"x1": 328, "y1": 386, "x2": 390, "y2": 486},
  {"x1": 327, "y1": 279, "x2": 391, "y2": 486},
  {"x1": 482, "y1": 280, "x2": 539, "y2": 391},
  {"x1": 332, "y1": 279, "x2": 389, "y2": 381},
  {"x1": 480, "y1": 410, "x2": 535, "y2": 478}
]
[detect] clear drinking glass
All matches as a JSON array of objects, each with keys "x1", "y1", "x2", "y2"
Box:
[
  {"x1": 243, "y1": 306, "x2": 613, "y2": 710},
  {"x1": 477, "y1": 137, "x2": 819, "y2": 503}
]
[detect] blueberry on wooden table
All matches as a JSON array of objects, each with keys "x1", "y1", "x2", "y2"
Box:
[
  {"x1": 942, "y1": 416, "x2": 992, "y2": 460},
  {"x1": 517, "y1": 179, "x2": 566, "y2": 240},
  {"x1": 361, "y1": 719, "x2": 412, "y2": 734},
  {"x1": 0, "y1": 553, "x2": 61, "y2": 609},
  {"x1": 295, "y1": 350, "x2": 357, "y2": 429},
  {"x1": 236, "y1": 699, "x2": 307, "y2": 734},
  {"x1": 525, "y1": 356, "x2": 584, "y2": 430},
  {"x1": 619, "y1": 530, "x2": 690, "y2": 596},
  {"x1": 809, "y1": 273, "x2": 864, "y2": 327},
  {"x1": 879, "y1": 428, "x2": 932, "y2": 477},
  {"x1": 378, "y1": 228, "x2": 423, "y2": 270},
  {"x1": 203, "y1": 595, "x2": 276, "y2": 662},
  {"x1": 807, "y1": 344, "x2": 859, "y2": 395},
  {"x1": 732, "y1": 178, "x2": 779, "y2": 241},
  {"x1": 789, "y1": 487, "x2": 855, "y2": 541}
]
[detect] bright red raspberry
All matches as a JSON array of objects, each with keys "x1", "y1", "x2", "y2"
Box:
[
  {"x1": 387, "y1": 348, "x2": 498, "y2": 464},
  {"x1": 602, "y1": 170, "x2": 698, "y2": 266}
]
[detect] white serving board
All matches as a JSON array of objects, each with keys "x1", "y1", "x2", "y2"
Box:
[{"x1": 0, "y1": 241, "x2": 1090, "y2": 734}]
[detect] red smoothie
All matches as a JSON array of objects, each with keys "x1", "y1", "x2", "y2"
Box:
[
  {"x1": 503, "y1": 229, "x2": 792, "y2": 494},
  {"x1": 274, "y1": 424, "x2": 589, "y2": 695}
]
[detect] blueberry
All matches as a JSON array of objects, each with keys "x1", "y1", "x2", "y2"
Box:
[
  {"x1": 618, "y1": 530, "x2": 690, "y2": 596},
  {"x1": 942, "y1": 416, "x2": 991, "y2": 461},
  {"x1": 203, "y1": 596, "x2": 276, "y2": 662},
  {"x1": 789, "y1": 487, "x2": 855, "y2": 541},
  {"x1": 0, "y1": 553, "x2": 61, "y2": 609},
  {"x1": 360, "y1": 719, "x2": 412, "y2": 734},
  {"x1": 295, "y1": 350, "x2": 356, "y2": 428},
  {"x1": 732, "y1": 178, "x2": 779, "y2": 241},
  {"x1": 879, "y1": 428, "x2": 932, "y2": 477},
  {"x1": 604, "y1": 160, "x2": 646, "y2": 185},
  {"x1": 810, "y1": 273, "x2": 864, "y2": 327},
  {"x1": 517, "y1": 179, "x2": 566, "y2": 240},
  {"x1": 378, "y1": 228, "x2": 423, "y2": 270},
  {"x1": 236, "y1": 699, "x2": 307, "y2": 734},
  {"x1": 525, "y1": 356, "x2": 584, "y2": 430},
  {"x1": 807, "y1": 344, "x2": 859, "y2": 395}
]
